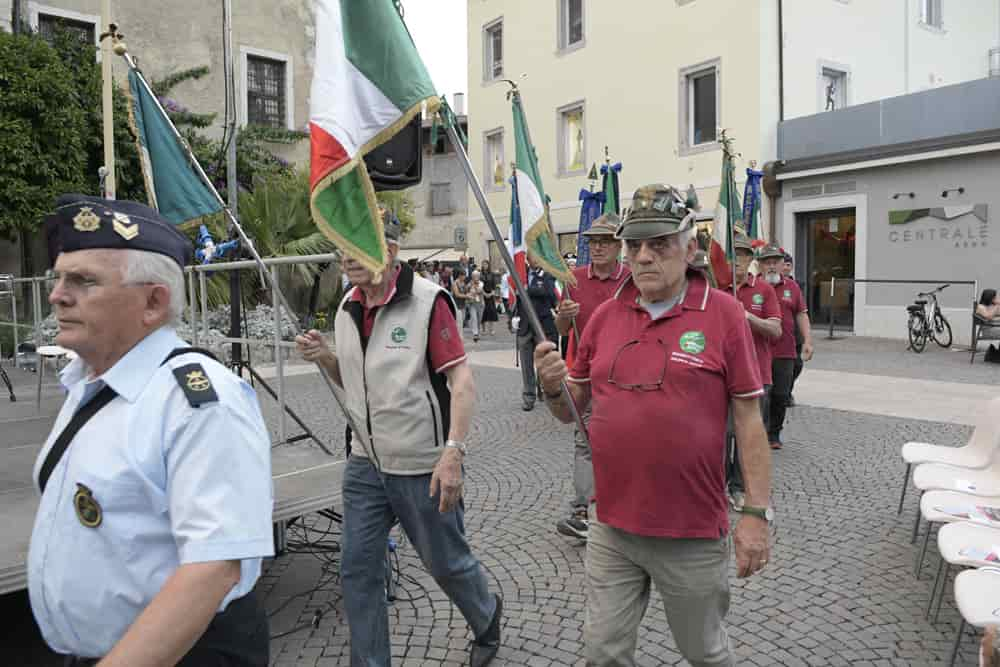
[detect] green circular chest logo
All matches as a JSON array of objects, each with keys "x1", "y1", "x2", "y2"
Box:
[
  {"x1": 783, "y1": 289, "x2": 792, "y2": 300},
  {"x1": 391, "y1": 326, "x2": 407, "y2": 343},
  {"x1": 679, "y1": 331, "x2": 706, "y2": 355},
  {"x1": 752, "y1": 293, "x2": 765, "y2": 305}
]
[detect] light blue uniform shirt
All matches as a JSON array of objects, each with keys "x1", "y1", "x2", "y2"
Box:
[{"x1": 28, "y1": 327, "x2": 274, "y2": 658}]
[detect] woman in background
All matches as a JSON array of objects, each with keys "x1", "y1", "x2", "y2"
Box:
[{"x1": 480, "y1": 260, "x2": 499, "y2": 336}]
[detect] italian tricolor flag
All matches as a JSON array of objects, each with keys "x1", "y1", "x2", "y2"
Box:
[{"x1": 309, "y1": 0, "x2": 439, "y2": 273}]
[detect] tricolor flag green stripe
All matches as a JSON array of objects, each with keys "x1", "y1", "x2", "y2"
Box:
[
  {"x1": 511, "y1": 92, "x2": 574, "y2": 286},
  {"x1": 309, "y1": 0, "x2": 439, "y2": 274}
]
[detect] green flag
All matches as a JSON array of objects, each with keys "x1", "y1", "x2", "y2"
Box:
[
  {"x1": 511, "y1": 91, "x2": 574, "y2": 285},
  {"x1": 715, "y1": 148, "x2": 743, "y2": 261},
  {"x1": 126, "y1": 69, "x2": 222, "y2": 226}
]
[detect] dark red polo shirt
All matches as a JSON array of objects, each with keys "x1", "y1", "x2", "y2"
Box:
[
  {"x1": 772, "y1": 276, "x2": 807, "y2": 360},
  {"x1": 566, "y1": 262, "x2": 630, "y2": 336},
  {"x1": 736, "y1": 274, "x2": 781, "y2": 385},
  {"x1": 569, "y1": 272, "x2": 763, "y2": 538},
  {"x1": 350, "y1": 265, "x2": 467, "y2": 373}
]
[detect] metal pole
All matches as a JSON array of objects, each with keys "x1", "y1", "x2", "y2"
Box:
[
  {"x1": 443, "y1": 121, "x2": 590, "y2": 441},
  {"x1": 32, "y1": 279, "x2": 41, "y2": 346},
  {"x1": 199, "y1": 271, "x2": 208, "y2": 342},
  {"x1": 100, "y1": 0, "x2": 116, "y2": 199},
  {"x1": 271, "y1": 265, "x2": 286, "y2": 446},
  {"x1": 117, "y1": 46, "x2": 363, "y2": 441},
  {"x1": 828, "y1": 276, "x2": 836, "y2": 339},
  {"x1": 11, "y1": 280, "x2": 19, "y2": 368},
  {"x1": 187, "y1": 272, "x2": 198, "y2": 346}
]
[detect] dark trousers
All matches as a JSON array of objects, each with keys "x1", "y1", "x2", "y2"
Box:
[
  {"x1": 769, "y1": 359, "x2": 796, "y2": 442},
  {"x1": 791, "y1": 342, "x2": 804, "y2": 392},
  {"x1": 727, "y1": 386, "x2": 771, "y2": 493},
  {"x1": 517, "y1": 329, "x2": 558, "y2": 405},
  {"x1": 64, "y1": 591, "x2": 269, "y2": 667}
]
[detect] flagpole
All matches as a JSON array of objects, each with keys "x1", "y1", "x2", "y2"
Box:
[
  {"x1": 115, "y1": 43, "x2": 357, "y2": 452},
  {"x1": 99, "y1": 0, "x2": 116, "y2": 199},
  {"x1": 442, "y1": 121, "x2": 591, "y2": 443}
]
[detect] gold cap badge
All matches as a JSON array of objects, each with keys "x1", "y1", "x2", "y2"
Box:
[
  {"x1": 112, "y1": 212, "x2": 139, "y2": 240},
  {"x1": 72, "y1": 207, "x2": 101, "y2": 232}
]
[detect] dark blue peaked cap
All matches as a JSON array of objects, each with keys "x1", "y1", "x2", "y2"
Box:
[{"x1": 45, "y1": 194, "x2": 193, "y2": 268}]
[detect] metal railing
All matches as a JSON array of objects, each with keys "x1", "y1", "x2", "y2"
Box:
[
  {"x1": 0, "y1": 276, "x2": 53, "y2": 365},
  {"x1": 823, "y1": 277, "x2": 979, "y2": 343},
  {"x1": 186, "y1": 252, "x2": 342, "y2": 447}
]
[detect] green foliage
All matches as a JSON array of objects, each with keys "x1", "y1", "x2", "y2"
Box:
[{"x1": 0, "y1": 30, "x2": 90, "y2": 240}]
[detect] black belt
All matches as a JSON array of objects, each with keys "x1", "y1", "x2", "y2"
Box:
[{"x1": 62, "y1": 590, "x2": 268, "y2": 667}]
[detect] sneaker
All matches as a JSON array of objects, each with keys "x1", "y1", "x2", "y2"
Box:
[
  {"x1": 728, "y1": 490, "x2": 746, "y2": 511},
  {"x1": 470, "y1": 594, "x2": 502, "y2": 667},
  {"x1": 522, "y1": 399, "x2": 534, "y2": 412},
  {"x1": 556, "y1": 511, "x2": 589, "y2": 539},
  {"x1": 787, "y1": 394, "x2": 796, "y2": 407},
  {"x1": 769, "y1": 440, "x2": 782, "y2": 450}
]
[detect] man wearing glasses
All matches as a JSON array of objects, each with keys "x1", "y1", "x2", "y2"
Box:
[
  {"x1": 534, "y1": 184, "x2": 773, "y2": 667},
  {"x1": 30, "y1": 195, "x2": 274, "y2": 666},
  {"x1": 553, "y1": 214, "x2": 629, "y2": 541}
]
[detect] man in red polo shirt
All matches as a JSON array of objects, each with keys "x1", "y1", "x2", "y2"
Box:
[
  {"x1": 553, "y1": 214, "x2": 629, "y2": 540},
  {"x1": 757, "y1": 243, "x2": 814, "y2": 450},
  {"x1": 535, "y1": 184, "x2": 773, "y2": 667},
  {"x1": 728, "y1": 234, "x2": 782, "y2": 506}
]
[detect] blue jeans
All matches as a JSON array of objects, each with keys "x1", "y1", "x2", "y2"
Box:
[{"x1": 341, "y1": 456, "x2": 497, "y2": 666}]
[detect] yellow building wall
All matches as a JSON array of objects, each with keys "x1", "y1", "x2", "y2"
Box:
[{"x1": 466, "y1": 0, "x2": 764, "y2": 260}]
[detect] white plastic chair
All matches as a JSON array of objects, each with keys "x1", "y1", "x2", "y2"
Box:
[
  {"x1": 35, "y1": 344, "x2": 74, "y2": 410},
  {"x1": 950, "y1": 567, "x2": 1000, "y2": 666},
  {"x1": 929, "y1": 521, "x2": 1000, "y2": 625},
  {"x1": 914, "y1": 491, "x2": 1000, "y2": 580},
  {"x1": 908, "y1": 457, "x2": 1000, "y2": 545},
  {"x1": 898, "y1": 396, "x2": 1000, "y2": 515}
]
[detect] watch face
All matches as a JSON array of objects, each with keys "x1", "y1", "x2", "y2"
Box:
[{"x1": 765, "y1": 507, "x2": 774, "y2": 521}]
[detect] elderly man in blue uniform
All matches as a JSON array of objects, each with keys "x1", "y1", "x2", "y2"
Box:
[
  {"x1": 29, "y1": 195, "x2": 274, "y2": 666},
  {"x1": 296, "y1": 215, "x2": 502, "y2": 667}
]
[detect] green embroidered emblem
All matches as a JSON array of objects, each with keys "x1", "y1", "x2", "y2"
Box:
[
  {"x1": 391, "y1": 326, "x2": 407, "y2": 343},
  {"x1": 679, "y1": 331, "x2": 706, "y2": 355},
  {"x1": 752, "y1": 293, "x2": 764, "y2": 305}
]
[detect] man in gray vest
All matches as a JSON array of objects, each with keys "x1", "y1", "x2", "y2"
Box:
[{"x1": 296, "y1": 214, "x2": 502, "y2": 667}]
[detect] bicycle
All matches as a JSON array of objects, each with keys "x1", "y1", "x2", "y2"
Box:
[{"x1": 906, "y1": 284, "x2": 953, "y2": 352}]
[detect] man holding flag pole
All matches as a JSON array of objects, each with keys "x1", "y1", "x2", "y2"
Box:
[{"x1": 553, "y1": 156, "x2": 627, "y2": 540}]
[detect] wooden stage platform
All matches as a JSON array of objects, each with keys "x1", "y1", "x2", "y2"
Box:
[{"x1": 0, "y1": 363, "x2": 344, "y2": 595}]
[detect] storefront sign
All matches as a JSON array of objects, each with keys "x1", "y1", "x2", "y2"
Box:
[{"x1": 888, "y1": 205, "x2": 989, "y2": 249}]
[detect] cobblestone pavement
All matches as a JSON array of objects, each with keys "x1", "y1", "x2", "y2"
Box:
[
  {"x1": 256, "y1": 355, "x2": 986, "y2": 667},
  {"x1": 6, "y1": 332, "x2": 996, "y2": 666}
]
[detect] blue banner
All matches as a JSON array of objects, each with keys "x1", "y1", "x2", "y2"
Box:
[
  {"x1": 576, "y1": 189, "x2": 605, "y2": 267},
  {"x1": 742, "y1": 167, "x2": 764, "y2": 240}
]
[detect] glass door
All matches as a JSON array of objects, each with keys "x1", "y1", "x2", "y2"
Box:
[{"x1": 796, "y1": 209, "x2": 856, "y2": 327}]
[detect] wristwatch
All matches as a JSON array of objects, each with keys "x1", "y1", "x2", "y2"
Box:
[
  {"x1": 739, "y1": 505, "x2": 774, "y2": 522},
  {"x1": 445, "y1": 439, "x2": 467, "y2": 456}
]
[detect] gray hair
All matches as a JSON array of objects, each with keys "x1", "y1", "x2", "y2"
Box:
[{"x1": 120, "y1": 249, "x2": 186, "y2": 325}]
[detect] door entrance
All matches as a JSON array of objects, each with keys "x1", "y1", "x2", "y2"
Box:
[{"x1": 795, "y1": 208, "x2": 856, "y2": 327}]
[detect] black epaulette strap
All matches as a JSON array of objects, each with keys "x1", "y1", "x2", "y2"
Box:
[
  {"x1": 37, "y1": 347, "x2": 219, "y2": 494},
  {"x1": 161, "y1": 347, "x2": 220, "y2": 408}
]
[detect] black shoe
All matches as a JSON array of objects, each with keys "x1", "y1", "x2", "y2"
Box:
[
  {"x1": 522, "y1": 399, "x2": 534, "y2": 411},
  {"x1": 556, "y1": 511, "x2": 589, "y2": 539},
  {"x1": 787, "y1": 394, "x2": 796, "y2": 407},
  {"x1": 470, "y1": 594, "x2": 502, "y2": 667}
]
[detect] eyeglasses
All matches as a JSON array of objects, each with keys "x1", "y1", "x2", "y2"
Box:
[
  {"x1": 607, "y1": 338, "x2": 669, "y2": 391},
  {"x1": 47, "y1": 270, "x2": 155, "y2": 294}
]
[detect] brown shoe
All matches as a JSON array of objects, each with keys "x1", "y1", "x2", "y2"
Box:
[{"x1": 769, "y1": 440, "x2": 782, "y2": 450}]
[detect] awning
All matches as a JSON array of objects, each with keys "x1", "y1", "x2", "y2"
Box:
[{"x1": 396, "y1": 247, "x2": 465, "y2": 263}]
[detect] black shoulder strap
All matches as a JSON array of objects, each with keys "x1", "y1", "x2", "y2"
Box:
[
  {"x1": 38, "y1": 385, "x2": 118, "y2": 494},
  {"x1": 160, "y1": 346, "x2": 219, "y2": 365}
]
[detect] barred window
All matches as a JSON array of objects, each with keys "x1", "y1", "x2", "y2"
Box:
[
  {"x1": 38, "y1": 14, "x2": 95, "y2": 46},
  {"x1": 246, "y1": 55, "x2": 286, "y2": 129}
]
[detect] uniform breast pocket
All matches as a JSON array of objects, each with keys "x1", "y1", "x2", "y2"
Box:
[{"x1": 67, "y1": 471, "x2": 151, "y2": 562}]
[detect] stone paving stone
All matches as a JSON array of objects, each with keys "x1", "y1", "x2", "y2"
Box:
[{"x1": 254, "y1": 360, "x2": 989, "y2": 665}]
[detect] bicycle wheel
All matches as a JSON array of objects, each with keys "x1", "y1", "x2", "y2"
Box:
[
  {"x1": 932, "y1": 312, "x2": 953, "y2": 348},
  {"x1": 908, "y1": 314, "x2": 927, "y2": 352}
]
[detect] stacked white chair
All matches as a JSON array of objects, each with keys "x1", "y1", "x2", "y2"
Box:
[
  {"x1": 914, "y1": 491, "x2": 1000, "y2": 579},
  {"x1": 949, "y1": 567, "x2": 1000, "y2": 666}
]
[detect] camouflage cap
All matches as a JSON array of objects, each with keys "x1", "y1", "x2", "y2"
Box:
[
  {"x1": 616, "y1": 184, "x2": 696, "y2": 240},
  {"x1": 733, "y1": 233, "x2": 754, "y2": 253},
  {"x1": 756, "y1": 242, "x2": 785, "y2": 261},
  {"x1": 582, "y1": 213, "x2": 621, "y2": 237}
]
